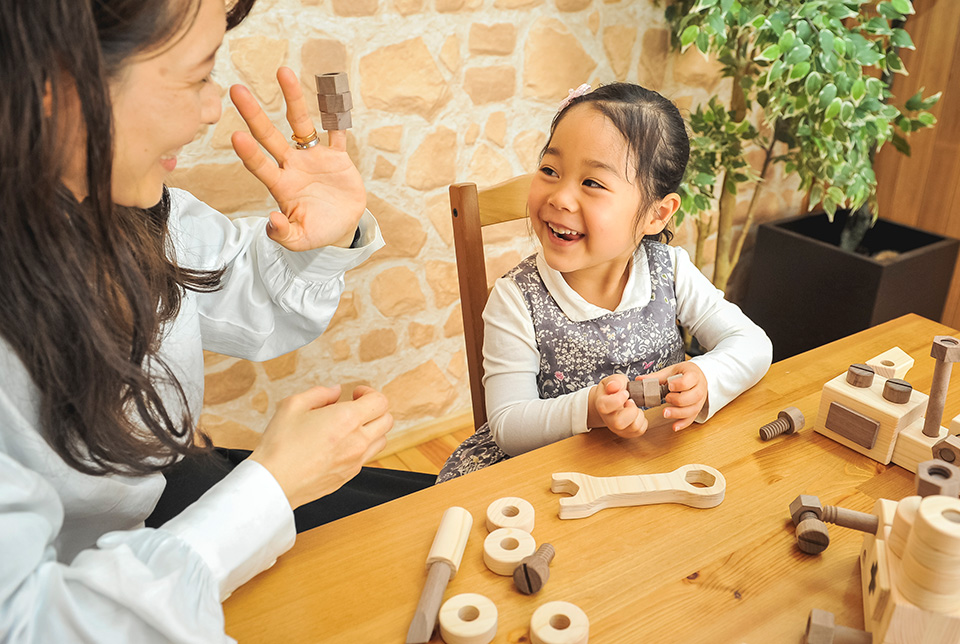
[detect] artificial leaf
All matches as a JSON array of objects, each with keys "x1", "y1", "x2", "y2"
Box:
[
  {"x1": 851, "y1": 78, "x2": 866, "y2": 102},
  {"x1": 681, "y1": 25, "x2": 700, "y2": 48},
  {"x1": 825, "y1": 97, "x2": 842, "y2": 119},
  {"x1": 891, "y1": 0, "x2": 914, "y2": 15},
  {"x1": 805, "y1": 71, "x2": 823, "y2": 96}
]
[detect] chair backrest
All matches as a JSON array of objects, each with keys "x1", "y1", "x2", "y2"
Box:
[{"x1": 449, "y1": 174, "x2": 533, "y2": 429}]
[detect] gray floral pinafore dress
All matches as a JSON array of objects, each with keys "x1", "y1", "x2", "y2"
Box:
[{"x1": 437, "y1": 240, "x2": 685, "y2": 483}]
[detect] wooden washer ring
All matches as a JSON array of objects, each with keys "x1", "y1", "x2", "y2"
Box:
[
  {"x1": 438, "y1": 593, "x2": 498, "y2": 644},
  {"x1": 485, "y1": 496, "x2": 535, "y2": 533},
  {"x1": 529, "y1": 600, "x2": 589, "y2": 644},
  {"x1": 483, "y1": 528, "x2": 536, "y2": 576}
]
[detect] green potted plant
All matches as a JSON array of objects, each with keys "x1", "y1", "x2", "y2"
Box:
[{"x1": 664, "y1": 0, "x2": 956, "y2": 360}]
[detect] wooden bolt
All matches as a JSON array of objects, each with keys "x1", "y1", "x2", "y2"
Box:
[
  {"x1": 882, "y1": 378, "x2": 913, "y2": 404},
  {"x1": 758, "y1": 406, "x2": 805, "y2": 441},
  {"x1": 789, "y1": 494, "x2": 879, "y2": 555},
  {"x1": 845, "y1": 363, "x2": 875, "y2": 388},
  {"x1": 923, "y1": 336, "x2": 960, "y2": 438},
  {"x1": 804, "y1": 608, "x2": 872, "y2": 644},
  {"x1": 513, "y1": 543, "x2": 555, "y2": 595}
]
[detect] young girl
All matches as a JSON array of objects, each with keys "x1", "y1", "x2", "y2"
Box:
[{"x1": 438, "y1": 83, "x2": 772, "y2": 482}]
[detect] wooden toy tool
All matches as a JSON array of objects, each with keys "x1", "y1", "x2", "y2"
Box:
[
  {"x1": 314, "y1": 71, "x2": 352, "y2": 131},
  {"x1": 551, "y1": 464, "x2": 726, "y2": 519},
  {"x1": 406, "y1": 506, "x2": 473, "y2": 644}
]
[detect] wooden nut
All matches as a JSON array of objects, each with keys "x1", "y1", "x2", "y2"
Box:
[
  {"x1": 845, "y1": 363, "x2": 875, "y2": 388},
  {"x1": 529, "y1": 601, "x2": 589, "y2": 644},
  {"x1": 320, "y1": 111, "x2": 352, "y2": 131},
  {"x1": 314, "y1": 71, "x2": 349, "y2": 94},
  {"x1": 317, "y1": 91, "x2": 353, "y2": 113},
  {"x1": 916, "y1": 459, "x2": 960, "y2": 498},
  {"x1": 933, "y1": 436, "x2": 960, "y2": 467},
  {"x1": 438, "y1": 593, "x2": 498, "y2": 644},
  {"x1": 881, "y1": 378, "x2": 913, "y2": 404},
  {"x1": 485, "y1": 497, "x2": 535, "y2": 533},
  {"x1": 931, "y1": 336, "x2": 960, "y2": 363},
  {"x1": 483, "y1": 528, "x2": 536, "y2": 576}
]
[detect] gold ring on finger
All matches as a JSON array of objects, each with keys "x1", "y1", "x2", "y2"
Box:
[{"x1": 292, "y1": 129, "x2": 320, "y2": 149}]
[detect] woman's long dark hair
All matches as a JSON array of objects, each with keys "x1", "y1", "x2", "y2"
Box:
[{"x1": 0, "y1": 0, "x2": 256, "y2": 476}]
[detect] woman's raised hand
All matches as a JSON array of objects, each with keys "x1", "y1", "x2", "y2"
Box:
[
  {"x1": 250, "y1": 385, "x2": 391, "y2": 510},
  {"x1": 230, "y1": 66, "x2": 365, "y2": 251}
]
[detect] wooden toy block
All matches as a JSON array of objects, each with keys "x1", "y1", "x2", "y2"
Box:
[
  {"x1": 950, "y1": 413, "x2": 960, "y2": 436},
  {"x1": 859, "y1": 495, "x2": 960, "y2": 643},
  {"x1": 485, "y1": 496, "x2": 535, "y2": 533},
  {"x1": 758, "y1": 406, "x2": 805, "y2": 441},
  {"x1": 814, "y1": 366, "x2": 927, "y2": 464},
  {"x1": 513, "y1": 543, "x2": 555, "y2": 595},
  {"x1": 407, "y1": 507, "x2": 473, "y2": 644},
  {"x1": 934, "y1": 436, "x2": 960, "y2": 466},
  {"x1": 530, "y1": 601, "x2": 589, "y2": 644},
  {"x1": 916, "y1": 460, "x2": 960, "y2": 498},
  {"x1": 316, "y1": 91, "x2": 353, "y2": 113},
  {"x1": 550, "y1": 464, "x2": 725, "y2": 519},
  {"x1": 866, "y1": 346, "x2": 915, "y2": 380},
  {"x1": 320, "y1": 110, "x2": 352, "y2": 131},
  {"x1": 803, "y1": 608, "x2": 871, "y2": 644},
  {"x1": 483, "y1": 528, "x2": 536, "y2": 576},
  {"x1": 315, "y1": 71, "x2": 349, "y2": 94},
  {"x1": 438, "y1": 593, "x2": 498, "y2": 644},
  {"x1": 824, "y1": 402, "x2": 881, "y2": 449},
  {"x1": 892, "y1": 418, "x2": 949, "y2": 473}
]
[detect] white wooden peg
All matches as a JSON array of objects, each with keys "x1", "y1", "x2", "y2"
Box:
[
  {"x1": 551, "y1": 464, "x2": 725, "y2": 519},
  {"x1": 426, "y1": 506, "x2": 473, "y2": 576}
]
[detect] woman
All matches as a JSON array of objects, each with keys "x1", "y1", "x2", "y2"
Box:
[{"x1": 0, "y1": 0, "x2": 430, "y2": 640}]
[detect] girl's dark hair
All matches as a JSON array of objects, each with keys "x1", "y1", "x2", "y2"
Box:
[
  {"x1": 546, "y1": 82, "x2": 690, "y2": 244},
  {"x1": 0, "y1": 0, "x2": 255, "y2": 476}
]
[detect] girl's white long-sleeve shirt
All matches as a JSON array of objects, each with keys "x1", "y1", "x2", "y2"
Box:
[
  {"x1": 0, "y1": 189, "x2": 384, "y2": 643},
  {"x1": 483, "y1": 245, "x2": 773, "y2": 456}
]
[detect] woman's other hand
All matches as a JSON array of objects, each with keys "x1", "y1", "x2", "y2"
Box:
[{"x1": 230, "y1": 66, "x2": 365, "y2": 250}]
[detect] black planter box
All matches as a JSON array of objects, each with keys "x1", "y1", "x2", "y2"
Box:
[{"x1": 742, "y1": 211, "x2": 960, "y2": 362}]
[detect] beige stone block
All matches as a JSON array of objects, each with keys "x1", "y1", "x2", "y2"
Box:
[
  {"x1": 426, "y1": 260, "x2": 460, "y2": 307},
  {"x1": 333, "y1": 0, "x2": 378, "y2": 15},
  {"x1": 556, "y1": 0, "x2": 590, "y2": 10},
  {"x1": 360, "y1": 328, "x2": 399, "y2": 362},
  {"x1": 523, "y1": 19, "x2": 597, "y2": 100},
  {"x1": 444, "y1": 304, "x2": 464, "y2": 337},
  {"x1": 394, "y1": 0, "x2": 423, "y2": 15},
  {"x1": 637, "y1": 28, "x2": 669, "y2": 90},
  {"x1": 437, "y1": 0, "x2": 482, "y2": 10},
  {"x1": 604, "y1": 26, "x2": 637, "y2": 81},
  {"x1": 336, "y1": 381, "x2": 373, "y2": 403},
  {"x1": 382, "y1": 361, "x2": 457, "y2": 420},
  {"x1": 373, "y1": 156, "x2": 396, "y2": 180},
  {"x1": 230, "y1": 36, "x2": 287, "y2": 112},
  {"x1": 198, "y1": 414, "x2": 261, "y2": 449},
  {"x1": 371, "y1": 266, "x2": 427, "y2": 317},
  {"x1": 369, "y1": 125, "x2": 403, "y2": 153},
  {"x1": 210, "y1": 108, "x2": 246, "y2": 151},
  {"x1": 486, "y1": 250, "x2": 523, "y2": 287},
  {"x1": 464, "y1": 65, "x2": 516, "y2": 105},
  {"x1": 469, "y1": 23, "x2": 517, "y2": 55},
  {"x1": 483, "y1": 218, "x2": 530, "y2": 245},
  {"x1": 673, "y1": 46, "x2": 724, "y2": 93},
  {"x1": 365, "y1": 194, "x2": 427, "y2": 259},
  {"x1": 332, "y1": 339, "x2": 351, "y2": 362},
  {"x1": 485, "y1": 112, "x2": 507, "y2": 147},
  {"x1": 588, "y1": 11, "x2": 599, "y2": 34},
  {"x1": 263, "y1": 351, "x2": 298, "y2": 381},
  {"x1": 359, "y1": 39, "x2": 448, "y2": 119},
  {"x1": 300, "y1": 39, "x2": 349, "y2": 117},
  {"x1": 204, "y1": 360, "x2": 258, "y2": 406},
  {"x1": 408, "y1": 322, "x2": 436, "y2": 349},
  {"x1": 167, "y1": 162, "x2": 271, "y2": 214},
  {"x1": 465, "y1": 122, "x2": 480, "y2": 145},
  {"x1": 406, "y1": 127, "x2": 458, "y2": 190},
  {"x1": 468, "y1": 145, "x2": 513, "y2": 187},
  {"x1": 448, "y1": 349, "x2": 467, "y2": 381},
  {"x1": 513, "y1": 129, "x2": 547, "y2": 173},
  {"x1": 203, "y1": 351, "x2": 229, "y2": 367},
  {"x1": 426, "y1": 192, "x2": 454, "y2": 247},
  {"x1": 251, "y1": 390, "x2": 269, "y2": 414},
  {"x1": 440, "y1": 35, "x2": 461, "y2": 73}
]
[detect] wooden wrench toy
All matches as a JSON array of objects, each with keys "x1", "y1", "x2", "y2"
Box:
[{"x1": 551, "y1": 464, "x2": 726, "y2": 519}]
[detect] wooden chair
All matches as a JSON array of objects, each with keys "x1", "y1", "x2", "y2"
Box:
[{"x1": 449, "y1": 174, "x2": 534, "y2": 430}]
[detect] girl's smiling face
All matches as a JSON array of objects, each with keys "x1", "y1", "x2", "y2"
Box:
[
  {"x1": 528, "y1": 104, "x2": 665, "y2": 301},
  {"x1": 106, "y1": 0, "x2": 226, "y2": 207}
]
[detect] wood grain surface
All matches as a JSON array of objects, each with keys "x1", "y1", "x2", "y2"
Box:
[{"x1": 224, "y1": 314, "x2": 958, "y2": 643}]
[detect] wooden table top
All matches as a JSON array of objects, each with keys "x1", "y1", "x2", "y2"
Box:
[{"x1": 224, "y1": 314, "x2": 959, "y2": 643}]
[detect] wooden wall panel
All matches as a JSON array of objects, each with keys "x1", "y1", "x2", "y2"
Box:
[{"x1": 874, "y1": 0, "x2": 960, "y2": 328}]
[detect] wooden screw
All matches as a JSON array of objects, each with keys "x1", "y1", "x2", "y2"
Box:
[
  {"x1": 513, "y1": 543, "x2": 555, "y2": 595},
  {"x1": 789, "y1": 494, "x2": 879, "y2": 555},
  {"x1": 758, "y1": 406, "x2": 805, "y2": 441}
]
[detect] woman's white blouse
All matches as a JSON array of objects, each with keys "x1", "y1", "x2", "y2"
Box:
[{"x1": 0, "y1": 189, "x2": 384, "y2": 642}]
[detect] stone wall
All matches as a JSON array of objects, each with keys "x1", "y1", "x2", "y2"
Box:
[{"x1": 172, "y1": 0, "x2": 803, "y2": 449}]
